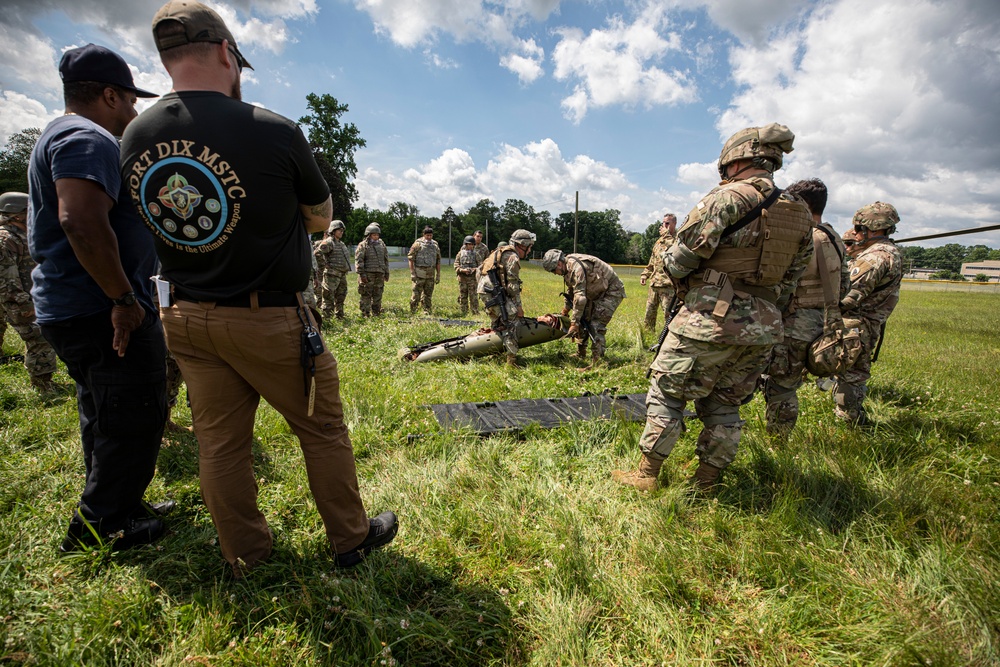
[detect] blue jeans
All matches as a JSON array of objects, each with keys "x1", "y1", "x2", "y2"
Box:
[{"x1": 41, "y1": 309, "x2": 167, "y2": 535}]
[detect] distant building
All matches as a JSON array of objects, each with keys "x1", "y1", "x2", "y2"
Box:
[
  {"x1": 904, "y1": 267, "x2": 938, "y2": 279},
  {"x1": 960, "y1": 260, "x2": 1000, "y2": 282}
]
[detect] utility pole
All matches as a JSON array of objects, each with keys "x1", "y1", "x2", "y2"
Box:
[
  {"x1": 447, "y1": 217, "x2": 452, "y2": 264},
  {"x1": 573, "y1": 190, "x2": 579, "y2": 253}
]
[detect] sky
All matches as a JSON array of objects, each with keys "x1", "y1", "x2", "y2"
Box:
[{"x1": 2, "y1": 0, "x2": 999, "y2": 246}]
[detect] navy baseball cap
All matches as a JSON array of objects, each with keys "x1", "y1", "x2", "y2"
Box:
[{"x1": 59, "y1": 44, "x2": 158, "y2": 98}]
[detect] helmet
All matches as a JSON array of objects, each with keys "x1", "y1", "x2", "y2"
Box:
[
  {"x1": 852, "y1": 201, "x2": 899, "y2": 232},
  {"x1": 364, "y1": 223, "x2": 381, "y2": 236},
  {"x1": 541, "y1": 249, "x2": 565, "y2": 272},
  {"x1": 718, "y1": 123, "x2": 795, "y2": 178},
  {"x1": 463, "y1": 235, "x2": 475, "y2": 245},
  {"x1": 509, "y1": 229, "x2": 536, "y2": 247},
  {"x1": 0, "y1": 192, "x2": 28, "y2": 214},
  {"x1": 328, "y1": 219, "x2": 345, "y2": 233}
]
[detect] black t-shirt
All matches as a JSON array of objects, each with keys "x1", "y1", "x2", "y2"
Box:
[{"x1": 120, "y1": 91, "x2": 330, "y2": 300}]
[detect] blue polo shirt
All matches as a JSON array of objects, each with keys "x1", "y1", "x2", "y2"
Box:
[{"x1": 28, "y1": 115, "x2": 157, "y2": 323}]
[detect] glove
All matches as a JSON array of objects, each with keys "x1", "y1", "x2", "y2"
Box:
[
  {"x1": 560, "y1": 307, "x2": 570, "y2": 317},
  {"x1": 567, "y1": 323, "x2": 581, "y2": 339}
]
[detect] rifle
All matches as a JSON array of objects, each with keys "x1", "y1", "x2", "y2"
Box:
[
  {"x1": 647, "y1": 295, "x2": 683, "y2": 377},
  {"x1": 559, "y1": 291, "x2": 597, "y2": 344},
  {"x1": 483, "y1": 267, "x2": 510, "y2": 328}
]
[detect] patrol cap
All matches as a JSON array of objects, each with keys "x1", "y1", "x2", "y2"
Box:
[
  {"x1": 59, "y1": 44, "x2": 158, "y2": 98},
  {"x1": 423, "y1": 226, "x2": 434, "y2": 234},
  {"x1": 541, "y1": 249, "x2": 565, "y2": 272},
  {"x1": 463, "y1": 235, "x2": 475, "y2": 245},
  {"x1": 0, "y1": 192, "x2": 29, "y2": 214},
  {"x1": 510, "y1": 229, "x2": 536, "y2": 247},
  {"x1": 328, "y1": 219, "x2": 345, "y2": 233},
  {"x1": 152, "y1": 0, "x2": 253, "y2": 70}
]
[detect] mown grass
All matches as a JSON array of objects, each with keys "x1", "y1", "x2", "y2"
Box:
[{"x1": 1, "y1": 267, "x2": 998, "y2": 666}]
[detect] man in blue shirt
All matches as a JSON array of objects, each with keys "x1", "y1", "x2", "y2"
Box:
[{"x1": 28, "y1": 44, "x2": 172, "y2": 552}]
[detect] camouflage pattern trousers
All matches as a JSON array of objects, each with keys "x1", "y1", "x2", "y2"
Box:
[
  {"x1": 320, "y1": 271, "x2": 348, "y2": 319},
  {"x1": 762, "y1": 336, "x2": 811, "y2": 435},
  {"x1": 457, "y1": 276, "x2": 478, "y2": 314},
  {"x1": 410, "y1": 275, "x2": 435, "y2": 314},
  {"x1": 3, "y1": 305, "x2": 57, "y2": 383},
  {"x1": 481, "y1": 298, "x2": 521, "y2": 356},
  {"x1": 833, "y1": 317, "x2": 879, "y2": 423},
  {"x1": 641, "y1": 331, "x2": 771, "y2": 470},
  {"x1": 643, "y1": 285, "x2": 674, "y2": 331},
  {"x1": 578, "y1": 284, "x2": 625, "y2": 358},
  {"x1": 357, "y1": 273, "x2": 386, "y2": 316}
]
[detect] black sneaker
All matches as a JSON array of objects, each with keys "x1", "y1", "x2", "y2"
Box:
[
  {"x1": 333, "y1": 511, "x2": 399, "y2": 568},
  {"x1": 59, "y1": 517, "x2": 165, "y2": 553}
]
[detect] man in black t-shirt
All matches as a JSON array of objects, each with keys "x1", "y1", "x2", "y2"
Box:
[{"x1": 121, "y1": 0, "x2": 397, "y2": 575}]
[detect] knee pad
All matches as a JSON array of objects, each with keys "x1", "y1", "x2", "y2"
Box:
[
  {"x1": 763, "y1": 377, "x2": 796, "y2": 404},
  {"x1": 647, "y1": 392, "x2": 686, "y2": 421},
  {"x1": 695, "y1": 396, "x2": 742, "y2": 427}
]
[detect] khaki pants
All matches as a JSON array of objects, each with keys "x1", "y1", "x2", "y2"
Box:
[{"x1": 162, "y1": 300, "x2": 369, "y2": 571}]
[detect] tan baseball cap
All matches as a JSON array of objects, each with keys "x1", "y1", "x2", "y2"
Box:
[{"x1": 152, "y1": 0, "x2": 253, "y2": 70}]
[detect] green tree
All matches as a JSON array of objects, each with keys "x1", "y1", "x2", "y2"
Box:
[
  {"x1": 0, "y1": 128, "x2": 40, "y2": 193},
  {"x1": 625, "y1": 233, "x2": 647, "y2": 265},
  {"x1": 464, "y1": 199, "x2": 501, "y2": 248},
  {"x1": 298, "y1": 94, "x2": 366, "y2": 221},
  {"x1": 973, "y1": 273, "x2": 990, "y2": 283}
]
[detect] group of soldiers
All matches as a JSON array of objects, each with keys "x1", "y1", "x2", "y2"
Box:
[{"x1": 613, "y1": 123, "x2": 903, "y2": 492}]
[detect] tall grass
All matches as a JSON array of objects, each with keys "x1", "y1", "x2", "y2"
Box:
[{"x1": 1, "y1": 267, "x2": 997, "y2": 665}]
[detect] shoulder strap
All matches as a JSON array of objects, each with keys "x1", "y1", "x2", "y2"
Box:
[
  {"x1": 814, "y1": 224, "x2": 845, "y2": 263},
  {"x1": 720, "y1": 187, "x2": 783, "y2": 240}
]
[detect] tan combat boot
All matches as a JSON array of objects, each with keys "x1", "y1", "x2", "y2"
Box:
[
  {"x1": 612, "y1": 454, "x2": 663, "y2": 491},
  {"x1": 690, "y1": 461, "x2": 722, "y2": 492}
]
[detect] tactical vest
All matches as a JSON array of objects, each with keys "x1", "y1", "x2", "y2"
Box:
[
  {"x1": 793, "y1": 225, "x2": 843, "y2": 309},
  {"x1": 359, "y1": 239, "x2": 388, "y2": 273},
  {"x1": 481, "y1": 247, "x2": 516, "y2": 287},
  {"x1": 413, "y1": 239, "x2": 438, "y2": 267},
  {"x1": 456, "y1": 248, "x2": 478, "y2": 270},
  {"x1": 566, "y1": 255, "x2": 608, "y2": 298},
  {"x1": 327, "y1": 240, "x2": 351, "y2": 274},
  {"x1": 694, "y1": 184, "x2": 813, "y2": 295}
]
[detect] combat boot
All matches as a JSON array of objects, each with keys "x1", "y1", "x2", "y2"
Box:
[
  {"x1": 31, "y1": 373, "x2": 60, "y2": 397},
  {"x1": 612, "y1": 454, "x2": 663, "y2": 491},
  {"x1": 690, "y1": 461, "x2": 722, "y2": 492}
]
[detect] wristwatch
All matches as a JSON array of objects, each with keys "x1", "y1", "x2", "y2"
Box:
[{"x1": 112, "y1": 291, "x2": 137, "y2": 307}]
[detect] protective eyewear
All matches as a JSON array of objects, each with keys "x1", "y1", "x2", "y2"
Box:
[{"x1": 228, "y1": 46, "x2": 246, "y2": 72}]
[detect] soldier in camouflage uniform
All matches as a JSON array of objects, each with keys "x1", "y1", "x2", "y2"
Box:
[
  {"x1": 762, "y1": 179, "x2": 849, "y2": 437},
  {"x1": 613, "y1": 124, "x2": 813, "y2": 492},
  {"x1": 0, "y1": 192, "x2": 59, "y2": 394},
  {"x1": 455, "y1": 236, "x2": 480, "y2": 315},
  {"x1": 843, "y1": 228, "x2": 861, "y2": 258},
  {"x1": 641, "y1": 213, "x2": 677, "y2": 331},
  {"x1": 541, "y1": 249, "x2": 625, "y2": 368},
  {"x1": 478, "y1": 229, "x2": 535, "y2": 366},
  {"x1": 472, "y1": 230, "x2": 488, "y2": 266},
  {"x1": 314, "y1": 219, "x2": 352, "y2": 320},
  {"x1": 355, "y1": 223, "x2": 390, "y2": 317},
  {"x1": 833, "y1": 202, "x2": 903, "y2": 425},
  {"x1": 408, "y1": 226, "x2": 441, "y2": 315}
]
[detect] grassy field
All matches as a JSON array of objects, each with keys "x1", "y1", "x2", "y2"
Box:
[{"x1": 1, "y1": 266, "x2": 998, "y2": 666}]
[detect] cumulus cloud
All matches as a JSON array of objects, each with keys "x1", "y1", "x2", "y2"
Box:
[
  {"x1": 550, "y1": 11, "x2": 698, "y2": 123},
  {"x1": 500, "y1": 38, "x2": 545, "y2": 84},
  {"x1": 0, "y1": 91, "x2": 59, "y2": 140},
  {"x1": 356, "y1": 138, "x2": 646, "y2": 224},
  {"x1": 716, "y1": 0, "x2": 1000, "y2": 238}
]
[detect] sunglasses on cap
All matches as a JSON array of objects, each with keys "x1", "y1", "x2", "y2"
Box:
[{"x1": 844, "y1": 240, "x2": 856, "y2": 247}]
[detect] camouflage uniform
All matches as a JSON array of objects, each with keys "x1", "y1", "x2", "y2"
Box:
[
  {"x1": 303, "y1": 250, "x2": 320, "y2": 313},
  {"x1": 637, "y1": 176, "x2": 812, "y2": 482},
  {"x1": 833, "y1": 236, "x2": 902, "y2": 423},
  {"x1": 355, "y1": 236, "x2": 390, "y2": 316},
  {"x1": 640, "y1": 232, "x2": 676, "y2": 331},
  {"x1": 455, "y1": 247, "x2": 480, "y2": 315},
  {"x1": 473, "y1": 241, "x2": 488, "y2": 266},
  {"x1": 478, "y1": 246, "x2": 524, "y2": 357},
  {"x1": 408, "y1": 237, "x2": 441, "y2": 314},
  {"x1": 0, "y1": 221, "x2": 58, "y2": 388},
  {"x1": 560, "y1": 254, "x2": 626, "y2": 360},
  {"x1": 315, "y1": 236, "x2": 352, "y2": 319},
  {"x1": 763, "y1": 222, "x2": 849, "y2": 435}
]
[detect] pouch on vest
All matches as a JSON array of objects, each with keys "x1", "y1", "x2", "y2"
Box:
[{"x1": 805, "y1": 237, "x2": 861, "y2": 377}]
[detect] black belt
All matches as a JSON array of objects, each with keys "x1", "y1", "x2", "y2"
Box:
[{"x1": 174, "y1": 288, "x2": 299, "y2": 308}]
